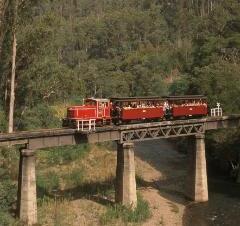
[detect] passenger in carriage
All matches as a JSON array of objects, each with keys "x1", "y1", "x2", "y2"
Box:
[{"x1": 163, "y1": 101, "x2": 169, "y2": 111}]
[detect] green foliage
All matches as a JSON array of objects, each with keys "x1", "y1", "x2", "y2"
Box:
[
  {"x1": 17, "y1": 104, "x2": 60, "y2": 130},
  {"x1": 0, "y1": 211, "x2": 16, "y2": 226},
  {"x1": 1, "y1": 0, "x2": 173, "y2": 111},
  {"x1": 0, "y1": 179, "x2": 17, "y2": 211},
  {"x1": 206, "y1": 129, "x2": 240, "y2": 160},
  {"x1": 0, "y1": 146, "x2": 18, "y2": 225},
  {"x1": 0, "y1": 146, "x2": 19, "y2": 180},
  {"x1": 63, "y1": 168, "x2": 85, "y2": 188},
  {"x1": 169, "y1": 75, "x2": 190, "y2": 95},
  {"x1": 38, "y1": 144, "x2": 90, "y2": 165},
  {"x1": 37, "y1": 171, "x2": 60, "y2": 195},
  {"x1": 190, "y1": 62, "x2": 240, "y2": 113},
  {"x1": 100, "y1": 194, "x2": 151, "y2": 224}
]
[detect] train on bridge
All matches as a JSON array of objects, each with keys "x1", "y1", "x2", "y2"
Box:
[{"x1": 62, "y1": 95, "x2": 209, "y2": 130}]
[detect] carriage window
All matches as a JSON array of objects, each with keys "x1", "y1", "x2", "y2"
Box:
[{"x1": 85, "y1": 100, "x2": 96, "y2": 106}]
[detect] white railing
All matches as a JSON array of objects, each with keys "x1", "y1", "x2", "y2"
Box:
[
  {"x1": 76, "y1": 119, "x2": 96, "y2": 131},
  {"x1": 211, "y1": 103, "x2": 223, "y2": 117}
]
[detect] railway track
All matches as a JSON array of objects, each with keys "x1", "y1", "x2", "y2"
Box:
[
  {"x1": 0, "y1": 115, "x2": 240, "y2": 144},
  {"x1": 0, "y1": 127, "x2": 76, "y2": 142}
]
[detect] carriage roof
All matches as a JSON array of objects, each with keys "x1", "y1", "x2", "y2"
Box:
[
  {"x1": 163, "y1": 95, "x2": 207, "y2": 100},
  {"x1": 85, "y1": 98, "x2": 110, "y2": 102},
  {"x1": 110, "y1": 97, "x2": 163, "y2": 102}
]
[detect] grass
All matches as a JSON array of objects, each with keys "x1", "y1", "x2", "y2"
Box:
[
  {"x1": 63, "y1": 168, "x2": 85, "y2": 188},
  {"x1": 167, "y1": 201, "x2": 179, "y2": 213},
  {"x1": 37, "y1": 144, "x2": 90, "y2": 166},
  {"x1": 96, "y1": 141, "x2": 116, "y2": 150},
  {"x1": 37, "y1": 171, "x2": 60, "y2": 197},
  {"x1": 100, "y1": 194, "x2": 151, "y2": 225},
  {"x1": 38, "y1": 197, "x2": 75, "y2": 226}
]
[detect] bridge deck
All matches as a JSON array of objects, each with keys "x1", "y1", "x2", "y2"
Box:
[{"x1": 0, "y1": 115, "x2": 240, "y2": 149}]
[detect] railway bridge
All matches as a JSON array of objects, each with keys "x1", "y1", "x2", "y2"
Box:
[{"x1": 1, "y1": 115, "x2": 240, "y2": 225}]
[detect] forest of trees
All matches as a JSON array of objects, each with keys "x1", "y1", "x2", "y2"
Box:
[{"x1": 0, "y1": 0, "x2": 239, "y2": 131}]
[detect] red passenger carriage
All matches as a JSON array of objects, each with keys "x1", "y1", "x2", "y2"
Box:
[
  {"x1": 111, "y1": 97, "x2": 164, "y2": 124},
  {"x1": 165, "y1": 95, "x2": 208, "y2": 118}
]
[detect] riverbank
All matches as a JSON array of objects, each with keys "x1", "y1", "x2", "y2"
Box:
[
  {"x1": 136, "y1": 140, "x2": 240, "y2": 226},
  {"x1": 135, "y1": 139, "x2": 188, "y2": 226}
]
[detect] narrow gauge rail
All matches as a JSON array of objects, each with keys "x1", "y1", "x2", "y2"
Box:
[{"x1": 1, "y1": 115, "x2": 239, "y2": 142}]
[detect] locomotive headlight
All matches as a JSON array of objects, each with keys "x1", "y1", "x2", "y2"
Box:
[{"x1": 143, "y1": 110, "x2": 146, "y2": 113}]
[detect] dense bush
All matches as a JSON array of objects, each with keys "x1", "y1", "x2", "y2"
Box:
[
  {"x1": 0, "y1": 174, "x2": 17, "y2": 226},
  {"x1": 17, "y1": 104, "x2": 61, "y2": 130},
  {"x1": 0, "y1": 179, "x2": 17, "y2": 211},
  {"x1": 0, "y1": 146, "x2": 19, "y2": 180}
]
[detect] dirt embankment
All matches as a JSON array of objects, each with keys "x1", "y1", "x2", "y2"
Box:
[{"x1": 135, "y1": 140, "x2": 188, "y2": 226}]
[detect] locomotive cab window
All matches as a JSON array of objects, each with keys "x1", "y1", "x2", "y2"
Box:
[{"x1": 85, "y1": 100, "x2": 96, "y2": 106}]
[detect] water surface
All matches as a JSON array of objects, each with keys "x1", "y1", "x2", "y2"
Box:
[{"x1": 183, "y1": 172, "x2": 240, "y2": 226}]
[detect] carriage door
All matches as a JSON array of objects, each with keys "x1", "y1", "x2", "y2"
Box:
[{"x1": 98, "y1": 102, "x2": 104, "y2": 118}]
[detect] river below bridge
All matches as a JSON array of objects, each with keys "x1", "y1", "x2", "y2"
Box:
[
  {"x1": 134, "y1": 139, "x2": 240, "y2": 226},
  {"x1": 183, "y1": 168, "x2": 240, "y2": 226}
]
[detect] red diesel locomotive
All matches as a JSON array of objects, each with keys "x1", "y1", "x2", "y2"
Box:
[{"x1": 63, "y1": 95, "x2": 208, "y2": 130}]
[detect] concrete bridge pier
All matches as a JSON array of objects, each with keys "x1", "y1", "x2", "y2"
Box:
[
  {"x1": 17, "y1": 149, "x2": 37, "y2": 225},
  {"x1": 185, "y1": 134, "x2": 208, "y2": 202},
  {"x1": 115, "y1": 142, "x2": 137, "y2": 209}
]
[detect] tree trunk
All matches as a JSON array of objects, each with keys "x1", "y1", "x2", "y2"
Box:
[
  {"x1": 8, "y1": 0, "x2": 18, "y2": 133},
  {"x1": 8, "y1": 31, "x2": 16, "y2": 133},
  {"x1": 200, "y1": 0, "x2": 206, "y2": 17}
]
